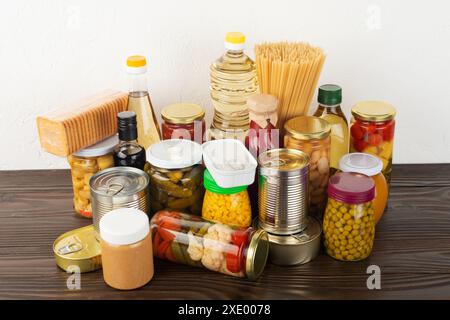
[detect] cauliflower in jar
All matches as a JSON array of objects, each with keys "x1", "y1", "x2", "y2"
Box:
[
  {"x1": 187, "y1": 230, "x2": 203, "y2": 261},
  {"x1": 200, "y1": 223, "x2": 233, "y2": 272}
]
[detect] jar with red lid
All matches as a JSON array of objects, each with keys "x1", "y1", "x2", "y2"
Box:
[
  {"x1": 161, "y1": 103, "x2": 206, "y2": 144},
  {"x1": 323, "y1": 172, "x2": 376, "y2": 261},
  {"x1": 350, "y1": 101, "x2": 396, "y2": 183}
]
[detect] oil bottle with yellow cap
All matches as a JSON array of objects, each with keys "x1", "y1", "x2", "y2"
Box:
[
  {"x1": 209, "y1": 32, "x2": 258, "y2": 142},
  {"x1": 126, "y1": 55, "x2": 161, "y2": 149}
]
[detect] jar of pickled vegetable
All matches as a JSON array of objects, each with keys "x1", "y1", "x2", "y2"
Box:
[
  {"x1": 67, "y1": 135, "x2": 118, "y2": 218},
  {"x1": 339, "y1": 153, "x2": 388, "y2": 224},
  {"x1": 323, "y1": 172, "x2": 376, "y2": 261},
  {"x1": 202, "y1": 169, "x2": 252, "y2": 228},
  {"x1": 151, "y1": 210, "x2": 269, "y2": 280},
  {"x1": 146, "y1": 139, "x2": 204, "y2": 215},
  {"x1": 350, "y1": 101, "x2": 396, "y2": 183},
  {"x1": 161, "y1": 103, "x2": 206, "y2": 143},
  {"x1": 284, "y1": 116, "x2": 331, "y2": 217}
]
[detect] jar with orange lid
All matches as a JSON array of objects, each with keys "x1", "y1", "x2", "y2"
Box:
[
  {"x1": 339, "y1": 153, "x2": 388, "y2": 224},
  {"x1": 350, "y1": 101, "x2": 396, "y2": 183},
  {"x1": 161, "y1": 103, "x2": 206, "y2": 143},
  {"x1": 284, "y1": 116, "x2": 331, "y2": 217}
]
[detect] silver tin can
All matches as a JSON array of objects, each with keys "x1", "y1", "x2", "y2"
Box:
[
  {"x1": 258, "y1": 148, "x2": 309, "y2": 235},
  {"x1": 90, "y1": 167, "x2": 150, "y2": 238}
]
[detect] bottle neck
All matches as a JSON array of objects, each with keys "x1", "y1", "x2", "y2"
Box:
[
  {"x1": 320, "y1": 103, "x2": 341, "y2": 109},
  {"x1": 128, "y1": 72, "x2": 148, "y2": 94}
]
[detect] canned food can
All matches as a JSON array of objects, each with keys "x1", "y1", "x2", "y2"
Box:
[
  {"x1": 90, "y1": 167, "x2": 150, "y2": 238},
  {"x1": 258, "y1": 148, "x2": 309, "y2": 235}
]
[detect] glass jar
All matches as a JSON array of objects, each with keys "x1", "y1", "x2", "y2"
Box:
[
  {"x1": 312, "y1": 84, "x2": 348, "y2": 174},
  {"x1": 284, "y1": 116, "x2": 331, "y2": 218},
  {"x1": 323, "y1": 172, "x2": 376, "y2": 261},
  {"x1": 339, "y1": 153, "x2": 388, "y2": 224},
  {"x1": 67, "y1": 135, "x2": 118, "y2": 218},
  {"x1": 350, "y1": 101, "x2": 396, "y2": 183},
  {"x1": 161, "y1": 103, "x2": 206, "y2": 143},
  {"x1": 202, "y1": 169, "x2": 251, "y2": 228},
  {"x1": 151, "y1": 210, "x2": 269, "y2": 280},
  {"x1": 146, "y1": 140, "x2": 204, "y2": 215}
]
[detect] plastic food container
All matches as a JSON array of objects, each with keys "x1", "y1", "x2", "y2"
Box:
[
  {"x1": 339, "y1": 153, "x2": 388, "y2": 224},
  {"x1": 161, "y1": 103, "x2": 206, "y2": 143},
  {"x1": 284, "y1": 116, "x2": 331, "y2": 218},
  {"x1": 146, "y1": 140, "x2": 204, "y2": 215},
  {"x1": 323, "y1": 172, "x2": 376, "y2": 261},
  {"x1": 100, "y1": 208, "x2": 154, "y2": 290},
  {"x1": 350, "y1": 101, "x2": 396, "y2": 183},
  {"x1": 151, "y1": 210, "x2": 269, "y2": 280},
  {"x1": 67, "y1": 135, "x2": 118, "y2": 218},
  {"x1": 202, "y1": 169, "x2": 251, "y2": 228},
  {"x1": 202, "y1": 139, "x2": 257, "y2": 188}
]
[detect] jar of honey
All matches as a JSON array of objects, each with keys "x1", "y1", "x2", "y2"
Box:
[
  {"x1": 339, "y1": 153, "x2": 388, "y2": 224},
  {"x1": 161, "y1": 103, "x2": 206, "y2": 143}
]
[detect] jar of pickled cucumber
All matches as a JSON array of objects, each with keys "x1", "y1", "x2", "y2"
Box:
[
  {"x1": 202, "y1": 169, "x2": 252, "y2": 228},
  {"x1": 146, "y1": 139, "x2": 205, "y2": 215},
  {"x1": 284, "y1": 116, "x2": 331, "y2": 218},
  {"x1": 350, "y1": 101, "x2": 396, "y2": 183},
  {"x1": 323, "y1": 172, "x2": 376, "y2": 261},
  {"x1": 67, "y1": 135, "x2": 118, "y2": 218}
]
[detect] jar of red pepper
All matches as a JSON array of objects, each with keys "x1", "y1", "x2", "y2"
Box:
[
  {"x1": 161, "y1": 103, "x2": 206, "y2": 144},
  {"x1": 350, "y1": 101, "x2": 396, "y2": 183}
]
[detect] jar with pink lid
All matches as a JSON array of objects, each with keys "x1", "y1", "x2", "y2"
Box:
[{"x1": 323, "y1": 172, "x2": 375, "y2": 261}]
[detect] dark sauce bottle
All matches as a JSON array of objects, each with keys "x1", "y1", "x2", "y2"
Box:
[{"x1": 114, "y1": 111, "x2": 146, "y2": 170}]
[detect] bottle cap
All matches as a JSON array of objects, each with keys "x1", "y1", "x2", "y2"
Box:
[
  {"x1": 318, "y1": 84, "x2": 342, "y2": 105},
  {"x1": 327, "y1": 172, "x2": 375, "y2": 204},
  {"x1": 126, "y1": 55, "x2": 147, "y2": 74},
  {"x1": 339, "y1": 153, "x2": 383, "y2": 177},
  {"x1": 225, "y1": 32, "x2": 245, "y2": 51},
  {"x1": 117, "y1": 111, "x2": 138, "y2": 141}
]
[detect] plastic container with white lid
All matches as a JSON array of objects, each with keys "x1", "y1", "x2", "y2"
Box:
[
  {"x1": 67, "y1": 135, "x2": 118, "y2": 218},
  {"x1": 145, "y1": 140, "x2": 205, "y2": 215},
  {"x1": 100, "y1": 208, "x2": 153, "y2": 290},
  {"x1": 202, "y1": 139, "x2": 257, "y2": 188}
]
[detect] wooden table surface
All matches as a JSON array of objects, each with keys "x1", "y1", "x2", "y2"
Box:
[{"x1": 0, "y1": 164, "x2": 449, "y2": 300}]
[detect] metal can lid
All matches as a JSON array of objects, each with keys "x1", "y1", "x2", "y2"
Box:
[
  {"x1": 258, "y1": 148, "x2": 309, "y2": 173},
  {"x1": 245, "y1": 229, "x2": 269, "y2": 281},
  {"x1": 72, "y1": 135, "x2": 118, "y2": 158},
  {"x1": 161, "y1": 103, "x2": 205, "y2": 124},
  {"x1": 266, "y1": 216, "x2": 322, "y2": 245},
  {"x1": 90, "y1": 166, "x2": 149, "y2": 198},
  {"x1": 284, "y1": 116, "x2": 331, "y2": 140},
  {"x1": 53, "y1": 225, "x2": 101, "y2": 273},
  {"x1": 351, "y1": 100, "x2": 396, "y2": 122}
]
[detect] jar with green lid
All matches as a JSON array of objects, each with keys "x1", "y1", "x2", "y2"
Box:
[
  {"x1": 284, "y1": 116, "x2": 331, "y2": 217},
  {"x1": 350, "y1": 101, "x2": 396, "y2": 183},
  {"x1": 312, "y1": 84, "x2": 348, "y2": 173},
  {"x1": 202, "y1": 169, "x2": 252, "y2": 228}
]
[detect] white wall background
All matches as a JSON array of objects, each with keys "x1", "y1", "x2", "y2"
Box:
[{"x1": 0, "y1": 0, "x2": 449, "y2": 170}]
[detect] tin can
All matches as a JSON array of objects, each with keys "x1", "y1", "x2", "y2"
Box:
[
  {"x1": 53, "y1": 225, "x2": 102, "y2": 273},
  {"x1": 90, "y1": 167, "x2": 150, "y2": 238},
  {"x1": 258, "y1": 148, "x2": 309, "y2": 235}
]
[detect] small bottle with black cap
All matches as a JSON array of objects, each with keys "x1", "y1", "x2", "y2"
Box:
[
  {"x1": 313, "y1": 84, "x2": 349, "y2": 173},
  {"x1": 113, "y1": 111, "x2": 146, "y2": 170}
]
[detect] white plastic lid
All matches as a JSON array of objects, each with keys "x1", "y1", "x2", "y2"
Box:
[
  {"x1": 73, "y1": 135, "x2": 119, "y2": 157},
  {"x1": 146, "y1": 139, "x2": 202, "y2": 169},
  {"x1": 99, "y1": 208, "x2": 149, "y2": 246},
  {"x1": 225, "y1": 42, "x2": 245, "y2": 51},
  {"x1": 339, "y1": 153, "x2": 383, "y2": 177}
]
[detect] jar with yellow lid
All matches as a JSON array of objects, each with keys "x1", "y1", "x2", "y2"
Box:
[
  {"x1": 323, "y1": 172, "x2": 376, "y2": 261},
  {"x1": 202, "y1": 169, "x2": 252, "y2": 228},
  {"x1": 284, "y1": 116, "x2": 331, "y2": 217},
  {"x1": 350, "y1": 101, "x2": 396, "y2": 183},
  {"x1": 67, "y1": 135, "x2": 118, "y2": 218},
  {"x1": 161, "y1": 103, "x2": 206, "y2": 143}
]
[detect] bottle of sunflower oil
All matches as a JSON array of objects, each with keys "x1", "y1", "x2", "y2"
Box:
[{"x1": 209, "y1": 32, "x2": 258, "y2": 143}]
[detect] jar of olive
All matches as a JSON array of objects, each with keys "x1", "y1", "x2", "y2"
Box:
[
  {"x1": 145, "y1": 140, "x2": 204, "y2": 215},
  {"x1": 323, "y1": 172, "x2": 376, "y2": 261}
]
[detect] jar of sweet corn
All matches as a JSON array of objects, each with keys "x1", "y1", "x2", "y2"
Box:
[
  {"x1": 202, "y1": 169, "x2": 252, "y2": 228},
  {"x1": 68, "y1": 135, "x2": 118, "y2": 218},
  {"x1": 323, "y1": 172, "x2": 376, "y2": 261},
  {"x1": 284, "y1": 116, "x2": 331, "y2": 218}
]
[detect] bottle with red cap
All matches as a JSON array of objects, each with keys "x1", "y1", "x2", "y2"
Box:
[{"x1": 323, "y1": 172, "x2": 376, "y2": 261}]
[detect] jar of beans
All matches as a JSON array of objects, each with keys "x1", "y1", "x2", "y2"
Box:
[
  {"x1": 284, "y1": 116, "x2": 331, "y2": 218},
  {"x1": 323, "y1": 172, "x2": 376, "y2": 261}
]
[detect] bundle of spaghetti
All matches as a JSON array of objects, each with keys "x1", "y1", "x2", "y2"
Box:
[{"x1": 255, "y1": 42, "x2": 325, "y2": 129}]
